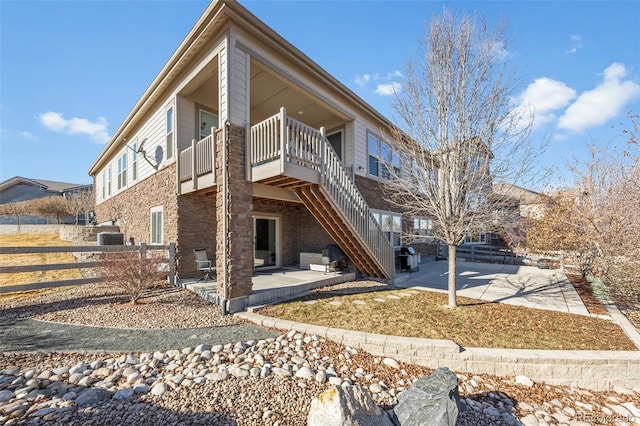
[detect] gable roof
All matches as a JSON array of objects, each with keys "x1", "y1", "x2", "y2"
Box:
[{"x1": 0, "y1": 176, "x2": 85, "y2": 194}]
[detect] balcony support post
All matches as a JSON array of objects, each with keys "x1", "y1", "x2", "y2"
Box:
[{"x1": 191, "y1": 139, "x2": 197, "y2": 191}]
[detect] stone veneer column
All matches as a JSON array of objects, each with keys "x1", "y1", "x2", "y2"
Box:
[{"x1": 216, "y1": 123, "x2": 253, "y2": 313}]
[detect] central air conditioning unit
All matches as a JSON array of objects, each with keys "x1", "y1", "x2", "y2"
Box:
[{"x1": 97, "y1": 232, "x2": 125, "y2": 245}]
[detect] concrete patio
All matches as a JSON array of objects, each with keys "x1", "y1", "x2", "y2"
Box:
[
  {"x1": 394, "y1": 257, "x2": 590, "y2": 316},
  {"x1": 181, "y1": 267, "x2": 356, "y2": 308}
]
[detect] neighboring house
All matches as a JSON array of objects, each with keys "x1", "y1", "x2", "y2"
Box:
[
  {"x1": 489, "y1": 182, "x2": 549, "y2": 248},
  {"x1": 0, "y1": 176, "x2": 93, "y2": 224},
  {"x1": 88, "y1": 0, "x2": 435, "y2": 312}
]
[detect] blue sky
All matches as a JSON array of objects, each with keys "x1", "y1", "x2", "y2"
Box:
[{"x1": 1, "y1": 0, "x2": 639, "y2": 188}]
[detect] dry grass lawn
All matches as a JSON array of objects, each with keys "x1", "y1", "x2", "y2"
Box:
[
  {"x1": 260, "y1": 288, "x2": 638, "y2": 351},
  {"x1": 0, "y1": 233, "x2": 80, "y2": 302}
]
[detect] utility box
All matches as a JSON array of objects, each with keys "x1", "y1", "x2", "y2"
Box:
[{"x1": 97, "y1": 232, "x2": 125, "y2": 245}]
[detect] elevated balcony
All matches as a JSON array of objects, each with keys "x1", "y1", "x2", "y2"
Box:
[
  {"x1": 178, "y1": 130, "x2": 216, "y2": 196},
  {"x1": 177, "y1": 107, "x2": 395, "y2": 279}
]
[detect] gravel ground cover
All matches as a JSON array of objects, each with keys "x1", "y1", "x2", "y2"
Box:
[{"x1": 1, "y1": 281, "x2": 639, "y2": 425}]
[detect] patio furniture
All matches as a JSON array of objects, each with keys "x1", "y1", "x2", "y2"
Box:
[{"x1": 193, "y1": 248, "x2": 215, "y2": 281}]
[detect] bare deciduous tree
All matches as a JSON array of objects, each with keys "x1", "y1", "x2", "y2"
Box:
[
  {"x1": 97, "y1": 246, "x2": 166, "y2": 304},
  {"x1": 68, "y1": 188, "x2": 94, "y2": 225},
  {"x1": 385, "y1": 8, "x2": 537, "y2": 307}
]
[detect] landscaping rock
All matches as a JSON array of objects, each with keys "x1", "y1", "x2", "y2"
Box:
[
  {"x1": 307, "y1": 385, "x2": 393, "y2": 426},
  {"x1": 75, "y1": 388, "x2": 112, "y2": 407},
  {"x1": 393, "y1": 367, "x2": 462, "y2": 426}
]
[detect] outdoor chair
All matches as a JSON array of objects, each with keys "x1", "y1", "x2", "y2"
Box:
[{"x1": 193, "y1": 248, "x2": 215, "y2": 281}]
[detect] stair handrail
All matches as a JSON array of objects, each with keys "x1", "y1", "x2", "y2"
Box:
[{"x1": 282, "y1": 114, "x2": 395, "y2": 278}]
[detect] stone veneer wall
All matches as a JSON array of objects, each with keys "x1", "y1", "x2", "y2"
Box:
[
  {"x1": 251, "y1": 203, "x2": 335, "y2": 267},
  {"x1": 176, "y1": 194, "x2": 217, "y2": 279},
  {"x1": 241, "y1": 312, "x2": 640, "y2": 392},
  {"x1": 215, "y1": 124, "x2": 253, "y2": 307},
  {"x1": 94, "y1": 163, "x2": 179, "y2": 248},
  {"x1": 0, "y1": 225, "x2": 64, "y2": 234}
]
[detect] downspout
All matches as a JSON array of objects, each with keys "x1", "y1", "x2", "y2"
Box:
[{"x1": 221, "y1": 119, "x2": 230, "y2": 315}]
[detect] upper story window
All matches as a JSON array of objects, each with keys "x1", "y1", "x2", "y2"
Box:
[
  {"x1": 132, "y1": 144, "x2": 138, "y2": 181},
  {"x1": 107, "y1": 167, "x2": 112, "y2": 196},
  {"x1": 166, "y1": 107, "x2": 174, "y2": 160},
  {"x1": 101, "y1": 172, "x2": 106, "y2": 200},
  {"x1": 368, "y1": 133, "x2": 400, "y2": 180},
  {"x1": 117, "y1": 153, "x2": 127, "y2": 190}
]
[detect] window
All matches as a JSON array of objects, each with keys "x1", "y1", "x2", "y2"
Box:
[
  {"x1": 150, "y1": 206, "x2": 163, "y2": 245},
  {"x1": 199, "y1": 109, "x2": 218, "y2": 140},
  {"x1": 413, "y1": 217, "x2": 433, "y2": 240},
  {"x1": 107, "y1": 167, "x2": 112, "y2": 196},
  {"x1": 132, "y1": 143, "x2": 138, "y2": 181},
  {"x1": 101, "y1": 172, "x2": 106, "y2": 200},
  {"x1": 368, "y1": 133, "x2": 400, "y2": 179},
  {"x1": 117, "y1": 153, "x2": 127, "y2": 190},
  {"x1": 372, "y1": 210, "x2": 402, "y2": 248},
  {"x1": 464, "y1": 230, "x2": 488, "y2": 244},
  {"x1": 166, "y1": 107, "x2": 174, "y2": 159},
  {"x1": 327, "y1": 131, "x2": 343, "y2": 160}
]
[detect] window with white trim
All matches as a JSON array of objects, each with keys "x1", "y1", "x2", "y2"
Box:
[
  {"x1": 107, "y1": 167, "x2": 112, "y2": 196},
  {"x1": 368, "y1": 133, "x2": 400, "y2": 179},
  {"x1": 117, "y1": 153, "x2": 127, "y2": 190},
  {"x1": 372, "y1": 209, "x2": 402, "y2": 248},
  {"x1": 166, "y1": 107, "x2": 174, "y2": 160},
  {"x1": 464, "y1": 229, "x2": 488, "y2": 244},
  {"x1": 132, "y1": 143, "x2": 138, "y2": 181},
  {"x1": 101, "y1": 172, "x2": 106, "y2": 200},
  {"x1": 413, "y1": 217, "x2": 433, "y2": 241},
  {"x1": 150, "y1": 206, "x2": 163, "y2": 245}
]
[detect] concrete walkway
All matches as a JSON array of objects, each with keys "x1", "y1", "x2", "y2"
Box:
[{"x1": 395, "y1": 258, "x2": 591, "y2": 316}]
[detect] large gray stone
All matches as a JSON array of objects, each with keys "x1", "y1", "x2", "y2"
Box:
[
  {"x1": 75, "y1": 388, "x2": 112, "y2": 407},
  {"x1": 307, "y1": 385, "x2": 394, "y2": 426},
  {"x1": 393, "y1": 367, "x2": 462, "y2": 426}
]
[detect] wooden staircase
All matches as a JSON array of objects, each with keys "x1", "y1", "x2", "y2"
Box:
[{"x1": 250, "y1": 108, "x2": 395, "y2": 279}]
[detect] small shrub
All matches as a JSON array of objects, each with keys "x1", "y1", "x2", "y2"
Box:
[{"x1": 97, "y1": 248, "x2": 166, "y2": 304}]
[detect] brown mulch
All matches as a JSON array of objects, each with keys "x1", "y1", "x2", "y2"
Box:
[{"x1": 565, "y1": 273, "x2": 609, "y2": 316}]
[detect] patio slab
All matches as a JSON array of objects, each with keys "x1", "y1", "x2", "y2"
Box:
[{"x1": 394, "y1": 258, "x2": 591, "y2": 316}]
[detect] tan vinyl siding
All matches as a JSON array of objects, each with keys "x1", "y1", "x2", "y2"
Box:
[
  {"x1": 230, "y1": 42, "x2": 249, "y2": 126},
  {"x1": 353, "y1": 118, "x2": 368, "y2": 177},
  {"x1": 95, "y1": 98, "x2": 173, "y2": 206},
  {"x1": 177, "y1": 95, "x2": 195, "y2": 150},
  {"x1": 219, "y1": 44, "x2": 228, "y2": 124}
]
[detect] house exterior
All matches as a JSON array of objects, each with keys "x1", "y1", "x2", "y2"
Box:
[
  {"x1": 0, "y1": 176, "x2": 93, "y2": 224},
  {"x1": 88, "y1": 0, "x2": 434, "y2": 312}
]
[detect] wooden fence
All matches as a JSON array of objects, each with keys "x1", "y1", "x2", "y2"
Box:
[
  {"x1": 437, "y1": 243, "x2": 516, "y2": 265},
  {"x1": 0, "y1": 243, "x2": 176, "y2": 294}
]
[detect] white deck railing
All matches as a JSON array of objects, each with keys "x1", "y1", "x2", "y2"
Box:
[
  {"x1": 178, "y1": 128, "x2": 216, "y2": 184},
  {"x1": 250, "y1": 107, "x2": 395, "y2": 278}
]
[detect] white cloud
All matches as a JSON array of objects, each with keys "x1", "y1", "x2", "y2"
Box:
[
  {"x1": 515, "y1": 77, "x2": 576, "y2": 128},
  {"x1": 19, "y1": 131, "x2": 37, "y2": 140},
  {"x1": 375, "y1": 82, "x2": 402, "y2": 96},
  {"x1": 565, "y1": 33, "x2": 582, "y2": 54},
  {"x1": 355, "y1": 74, "x2": 371, "y2": 86},
  {"x1": 558, "y1": 62, "x2": 640, "y2": 132},
  {"x1": 387, "y1": 70, "x2": 403, "y2": 79},
  {"x1": 39, "y1": 111, "x2": 109, "y2": 143}
]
